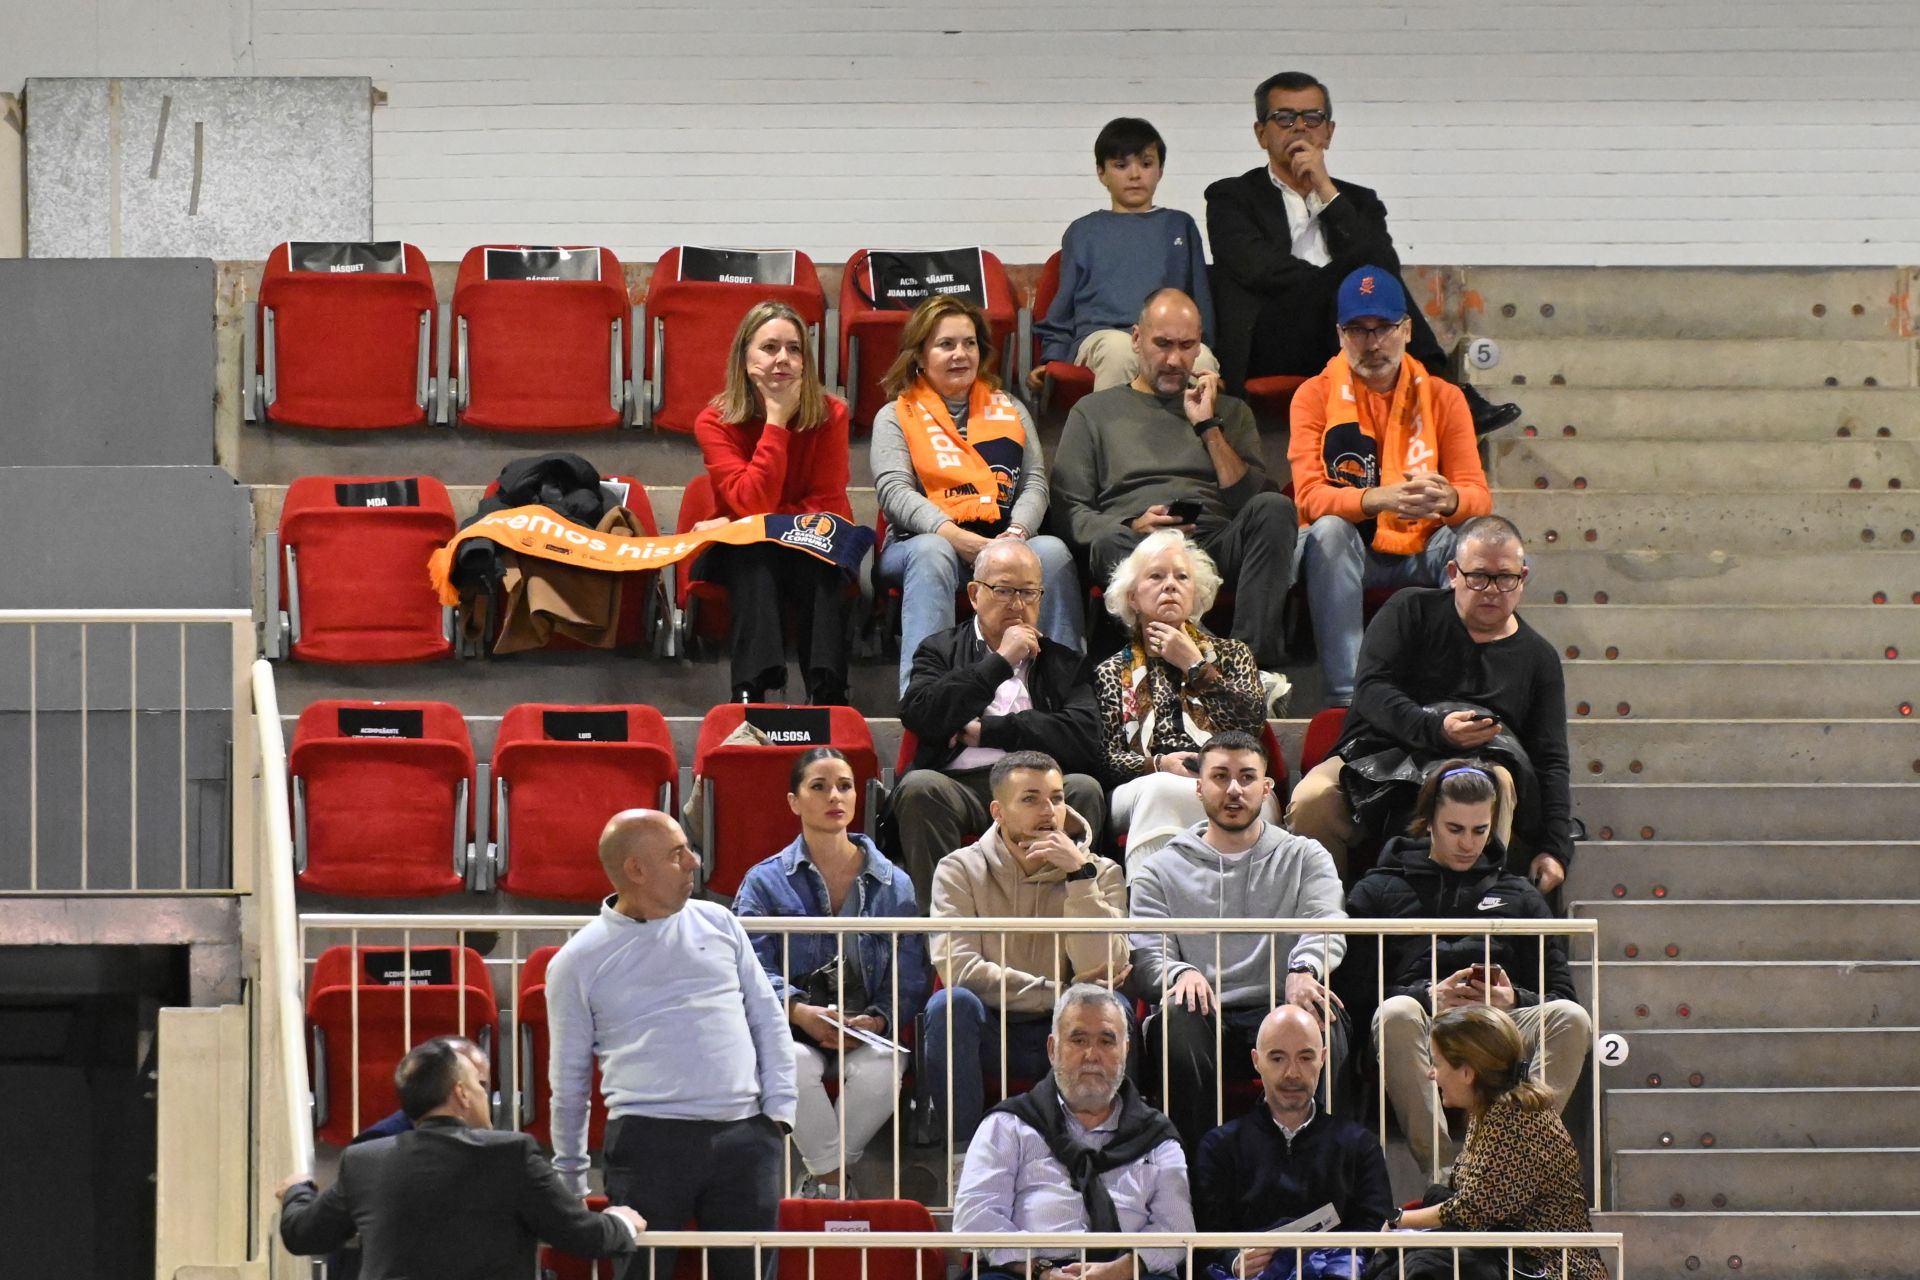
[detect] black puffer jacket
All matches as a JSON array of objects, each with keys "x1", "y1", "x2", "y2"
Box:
[{"x1": 1339, "y1": 834, "x2": 1575, "y2": 1019}]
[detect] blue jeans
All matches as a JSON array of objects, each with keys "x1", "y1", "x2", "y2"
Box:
[
  {"x1": 1296, "y1": 517, "x2": 1457, "y2": 705},
  {"x1": 878, "y1": 532, "x2": 1084, "y2": 695},
  {"x1": 917, "y1": 986, "x2": 1054, "y2": 1148}
]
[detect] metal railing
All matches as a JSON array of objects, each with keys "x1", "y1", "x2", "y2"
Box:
[
  {"x1": 0, "y1": 608, "x2": 254, "y2": 893},
  {"x1": 295, "y1": 912, "x2": 1602, "y2": 1209}
]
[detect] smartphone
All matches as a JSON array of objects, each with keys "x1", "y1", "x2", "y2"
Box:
[
  {"x1": 1181, "y1": 755, "x2": 1201, "y2": 773},
  {"x1": 1167, "y1": 498, "x2": 1203, "y2": 524},
  {"x1": 1467, "y1": 963, "x2": 1506, "y2": 984},
  {"x1": 1467, "y1": 712, "x2": 1498, "y2": 724}
]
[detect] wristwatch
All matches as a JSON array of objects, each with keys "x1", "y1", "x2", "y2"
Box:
[
  {"x1": 1064, "y1": 862, "x2": 1099, "y2": 881},
  {"x1": 1185, "y1": 656, "x2": 1210, "y2": 683},
  {"x1": 1192, "y1": 415, "x2": 1223, "y2": 438}
]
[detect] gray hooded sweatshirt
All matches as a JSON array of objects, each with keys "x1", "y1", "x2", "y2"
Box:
[{"x1": 1126, "y1": 819, "x2": 1347, "y2": 1009}]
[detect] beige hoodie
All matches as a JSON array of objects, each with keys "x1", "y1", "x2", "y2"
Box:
[{"x1": 929, "y1": 805, "x2": 1128, "y2": 1014}]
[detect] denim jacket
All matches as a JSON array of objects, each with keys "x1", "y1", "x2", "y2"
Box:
[{"x1": 733, "y1": 833, "x2": 931, "y2": 1033}]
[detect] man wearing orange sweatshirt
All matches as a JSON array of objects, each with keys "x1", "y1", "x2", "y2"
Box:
[{"x1": 1288, "y1": 266, "x2": 1491, "y2": 707}]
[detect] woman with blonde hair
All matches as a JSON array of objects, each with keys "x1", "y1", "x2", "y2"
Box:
[
  {"x1": 870, "y1": 293, "x2": 1082, "y2": 693},
  {"x1": 693, "y1": 300, "x2": 855, "y2": 705},
  {"x1": 1388, "y1": 1004, "x2": 1606, "y2": 1280}
]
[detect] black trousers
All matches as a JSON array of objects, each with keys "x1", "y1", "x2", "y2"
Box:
[
  {"x1": 605, "y1": 1113, "x2": 783, "y2": 1280},
  {"x1": 699, "y1": 542, "x2": 852, "y2": 698},
  {"x1": 1088, "y1": 490, "x2": 1298, "y2": 668},
  {"x1": 1147, "y1": 1000, "x2": 1353, "y2": 1154}
]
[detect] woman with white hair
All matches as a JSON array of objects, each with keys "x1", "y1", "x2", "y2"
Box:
[{"x1": 1094, "y1": 530, "x2": 1275, "y2": 856}]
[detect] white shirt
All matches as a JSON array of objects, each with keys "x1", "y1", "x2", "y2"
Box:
[
  {"x1": 1268, "y1": 167, "x2": 1331, "y2": 267},
  {"x1": 950, "y1": 620, "x2": 1035, "y2": 771}
]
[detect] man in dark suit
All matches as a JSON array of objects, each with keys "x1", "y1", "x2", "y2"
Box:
[
  {"x1": 1205, "y1": 70, "x2": 1520, "y2": 434},
  {"x1": 279, "y1": 1035, "x2": 643, "y2": 1280},
  {"x1": 891, "y1": 538, "x2": 1105, "y2": 903}
]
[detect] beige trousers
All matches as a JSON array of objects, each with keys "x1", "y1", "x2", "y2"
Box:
[{"x1": 1076, "y1": 330, "x2": 1221, "y2": 391}]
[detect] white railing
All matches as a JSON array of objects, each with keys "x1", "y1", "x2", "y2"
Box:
[
  {"x1": 0, "y1": 608, "x2": 255, "y2": 892},
  {"x1": 295, "y1": 913, "x2": 1602, "y2": 1209},
  {"x1": 593, "y1": 1230, "x2": 1624, "y2": 1280},
  {"x1": 251, "y1": 659, "x2": 312, "y2": 1278}
]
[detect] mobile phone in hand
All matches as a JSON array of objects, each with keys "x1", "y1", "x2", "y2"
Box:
[
  {"x1": 1467, "y1": 963, "x2": 1506, "y2": 984},
  {"x1": 1167, "y1": 498, "x2": 1203, "y2": 524},
  {"x1": 1466, "y1": 712, "x2": 1498, "y2": 724},
  {"x1": 1181, "y1": 755, "x2": 1201, "y2": 773}
]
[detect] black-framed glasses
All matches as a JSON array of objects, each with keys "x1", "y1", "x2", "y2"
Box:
[
  {"x1": 1262, "y1": 108, "x2": 1329, "y2": 128},
  {"x1": 1458, "y1": 570, "x2": 1525, "y2": 593},
  {"x1": 1339, "y1": 319, "x2": 1407, "y2": 344},
  {"x1": 974, "y1": 583, "x2": 1045, "y2": 605}
]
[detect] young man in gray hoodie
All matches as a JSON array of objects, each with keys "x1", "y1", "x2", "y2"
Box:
[{"x1": 1127, "y1": 730, "x2": 1351, "y2": 1152}]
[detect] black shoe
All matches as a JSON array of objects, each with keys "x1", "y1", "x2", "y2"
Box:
[
  {"x1": 1462, "y1": 382, "x2": 1523, "y2": 436},
  {"x1": 806, "y1": 675, "x2": 850, "y2": 707}
]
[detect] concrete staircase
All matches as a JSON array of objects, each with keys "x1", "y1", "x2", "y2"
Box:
[{"x1": 1465, "y1": 267, "x2": 1920, "y2": 1278}]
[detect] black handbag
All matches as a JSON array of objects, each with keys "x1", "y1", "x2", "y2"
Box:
[{"x1": 802, "y1": 952, "x2": 870, "y2": 1016}]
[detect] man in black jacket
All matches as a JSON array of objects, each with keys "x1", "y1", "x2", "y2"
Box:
[
  {"x1": 1343, "y1": 818, "x2": 1590, "y2": 1177},
  {"x1": 1205, "y1": 71, "x2": 1519, "y2": 433},
  {"x1": 279, "y1": 1036, "x2": 642, "y2": 1280},
  {"x1": 1193, "y1": 1004, "x2": 1393, "y2": 1260},
  {"x1": 892, "y1": 538, "x2": 1105, "y2": 904}
]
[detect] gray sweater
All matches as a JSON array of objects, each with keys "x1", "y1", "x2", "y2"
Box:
[
  {"x1": 1050, "y1": 386, "x2": 1265, "y2": 550},
  {"x1": 1126, "y1": 820, "x2": 1347, "y2": 1009},
  {"x1": 870, "y1": 393, "x2": 1049, "y2": 540}
]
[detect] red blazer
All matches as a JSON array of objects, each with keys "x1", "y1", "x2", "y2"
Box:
[{"x1": 693, "y1": 395, "x2": 854, "y2": 520}]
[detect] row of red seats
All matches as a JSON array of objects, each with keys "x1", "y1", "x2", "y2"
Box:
[
  {"x1": 246, "y1": 241, "x2": 1024, "y2": 435},
  {"x1": 291, "y1": 700, "x2": 880, "y2": 902}
]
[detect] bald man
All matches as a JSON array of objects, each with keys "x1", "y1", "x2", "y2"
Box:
[
  {"x1": 546, "y1": 810, "x2": 796, "y2": 1280},
  {"x1": 1192, "y1": 1005, "x2": 1393, "y2": 1257},
  {"x1": 892, "y1": 538, "x2": 1106, "y2": 905},
  {"x1": 1051, "y1": 288, "x2": 1298, "y2": 677}
]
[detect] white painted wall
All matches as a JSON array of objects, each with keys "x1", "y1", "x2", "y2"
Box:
[{"x1": 5, "y1": 0, "x2": 1918, "y2": 265}]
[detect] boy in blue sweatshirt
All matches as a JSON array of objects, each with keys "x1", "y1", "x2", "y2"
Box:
[{"x1": 1031, "y1": 117, "x2": 1219, "y2": 393}]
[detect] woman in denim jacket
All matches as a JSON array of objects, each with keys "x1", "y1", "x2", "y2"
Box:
[{"x1": 734, "y1": 747, "x2": 931, "y2": 1198}]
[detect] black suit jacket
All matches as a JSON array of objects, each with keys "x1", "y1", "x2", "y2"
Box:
[
  {"x1": 1204, "y1": 168, "x2": 1420, "y2": 390},
  {"x1": 279, "y1": 1115, "x2": 633, "y2": 1280},
  {"x1": 898, "y1": 622, "x2": 1103, "y2": 777}
]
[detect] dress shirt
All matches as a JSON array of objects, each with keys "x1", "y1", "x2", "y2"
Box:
[
  {"x1": 954, "y1": 1092, "x2": 1193, "y2": 1271},
  {"x1": 950, "y1": 621, "x2": 1036, "y2": 771},
  {"x1": 1267, "y1": 167, "x2": 1331, "y2": 267}
]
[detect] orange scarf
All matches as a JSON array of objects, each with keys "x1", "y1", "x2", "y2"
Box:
[
  {"x1": 1321, "y1": 350, "x2": 1442, "y2": 556},
  {"x1": 895, "y1": 377, "x2": 1026, "y2": 525}
]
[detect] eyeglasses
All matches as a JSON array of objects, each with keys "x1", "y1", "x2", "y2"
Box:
[
  {"x1": 975, "y1": 583, "x2": 1044, "y2": 605},
  {"x1": 1338, "y1": 320, "x2": 1407, "y2": 344},
  {"x1": 1457, "y1": 570, "x2": 1525, "y2": 593},
  {"x1": 1262, "y1": 108, "x2": 1329, "y2": 129}
]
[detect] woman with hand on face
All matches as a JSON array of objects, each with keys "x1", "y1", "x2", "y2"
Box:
[
  {"x1": 871, "y1": 294, "x2": 1084, "y2": 695},
  {"x1": 1342, "y1": 759, "x2": 1589, "y2": 1180},
  {"x1": 1387, "y1": 1005, "x2": 1606, "y2": 1280},
  {"x1": 693, "y1": 301, "x2": 855, "y2": 706},
  {"x1": 732, "y1": 748, "x2": 931, "y2": 1200},
  {"x1": 1093, "y1": 529, "x2": 1273, "y2": 858}
]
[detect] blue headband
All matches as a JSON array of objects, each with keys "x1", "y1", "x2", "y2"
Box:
[{"x1": 1439, "y1": 766, "x2": 1492, "y2": 782}]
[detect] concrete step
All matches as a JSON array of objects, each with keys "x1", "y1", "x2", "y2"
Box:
[
  {"x1": 1491, "y1": 439, "x2": 1919, "y2": 493},
  {"x1": 1491, "y1": 490, "x2": 1920, "y2": 553},
  {"x1": 1464, "y1": 336, "x2": 1915, "y2": 390},
  {"x1": 1527, "y1": 549, "x2": 1920, "y2": 606},
  {"x1": 1571, "y1": 901, "x2": 1920, "y2": 963},
  {"x1": 1529, "y1": 605, "x2": 1920, "y2": 661},
  {"x1": 1615, "y1": 1027, "x2": 1920, "y2": 1089},
  {"x1": 1579, "y1": 961, "x2": 1920, "y2": 1029},
  {"x1": 1605, "y1": 1086, "x2": 1920, "y2": 1150},
  {"x1": 1565, "y1": 842, "x2": 1920, "y2": 903},
  {"x1": 1573, "y1": 782, "x2": 1916, "y2": 840},
  {"x1": 1559, "y1": 721, "x2": 1920, "y2": 784},
  {"x1": 1612, "y1": 1147, "x2": 1920, "y2": 1213},
  {"x1": 1509, "y1": 385, "x2": 1920, "y2": 441},
  {"x1": 1564, "y1": 660, "x2": 1919, "y2": 719},
  {"x1": 1463, "y1": 266, "x2": 1908, "y2": 341},
  {"x1": 1598, "y1": 1210, "x2": 1920, "y2": 1280}
]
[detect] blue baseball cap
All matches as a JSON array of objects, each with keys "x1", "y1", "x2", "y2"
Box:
[{"x1": 1336, "y1": 266, "x2": 1408, "y2": 325}]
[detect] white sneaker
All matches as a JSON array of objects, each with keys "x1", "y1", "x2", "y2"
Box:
[
  {"x1": 798, "y1": 1172, "x2": 856, "y2": 1200},
  {"x1": 1260, "y1": 670, "x2": 1293, "y2": 717}
]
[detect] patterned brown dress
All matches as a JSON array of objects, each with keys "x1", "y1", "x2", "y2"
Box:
[{"x1": 1437, "y1": 1095, "x2": 1608, "y2": 1280}]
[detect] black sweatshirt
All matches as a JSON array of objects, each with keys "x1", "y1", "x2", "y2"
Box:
[{"x1": 1193, "y1": 1101, "x2": 1395, "y2": 1249}]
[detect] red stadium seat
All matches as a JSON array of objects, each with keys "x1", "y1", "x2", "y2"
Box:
[
  {"x1": 290, "y1": 700, "x2": 476, "y2": 897},
  {"x1": 491, "y1": 704, "x2": 677, "y2": 902},
  {"x1": 473, "y1": 474, "x2": 663, "y2": 654},
  {"x1": 276, "y1": 475, "x2": 456, "y2": 664},
  {"x1": 305, "y1": 944, "x2": 496, "y2": 1145},
  {"x1": 517, "y1": 946, "x2": 608, "y2": 1151},
  {"x1": 1030, "y1": 251, "x2": 1097, "y2": 416},
  {"x1": 1300, "y1": 707, "x2": 1348, "y2": 774},
  {"x1": 837, "y1": 248, "x2": 1021, "y2": 434},
  {"x1": 254, "y1": 240, "x2": 438, "y2": 429},
  {"x1": 776, "y1": 1199, "x2": 942, "y2": 1280},
  {"x1": 1243, "y1": 374, "x2": 1311, "y2": 423},
  {"x1": 450, "y1": 245, "x2": 633, "y2": 431},
  {"x1": 642, "y1": 246, "x2": 827, "y2": 434},
  {"x1": 692, "y1": 703, "x2": 880, "y2": 895}
]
